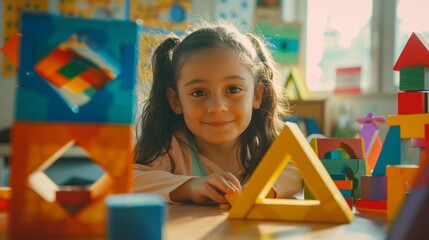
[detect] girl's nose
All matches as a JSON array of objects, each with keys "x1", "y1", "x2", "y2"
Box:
[{"x1": 207, "y1": 94, "x2": 227, "y2": 113}]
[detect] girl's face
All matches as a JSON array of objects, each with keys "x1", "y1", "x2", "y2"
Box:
[{"x1": 168, "y1": 46, "x2": 263, "y2": 146}]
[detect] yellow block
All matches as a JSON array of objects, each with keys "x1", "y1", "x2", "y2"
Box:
[
  {"x1": 387, "y1": 114, "x2": 429, "y2": 138},
  {"x1": 386, "y1": 165, "x2": 419, "y2": 221},
  {"x1": 226, "y1": 122, "x2": 353, "y2": 223},
  {"x1": 63, "y1": 76, "x2": 92, "y2": 94}
]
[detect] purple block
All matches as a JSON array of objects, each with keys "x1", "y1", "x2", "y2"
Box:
[{"x1": 360, "y1": 175, "x2": 386, "y2": 200}]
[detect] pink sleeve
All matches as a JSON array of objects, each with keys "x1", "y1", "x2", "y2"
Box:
[
  {"x1": 272, "y1": 161, "x2": 303, "y2": 198},
  {"x1": 132, "y1": 135, "x2": 197, "y2": 203}
]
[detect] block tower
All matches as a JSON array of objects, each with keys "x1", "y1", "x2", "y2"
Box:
[
  {"x1": 354, "y1": 33, "x2": 429, "y2": 216},
  {"x1": 387, "y1": 32, "x2": 429, "y2": 239},
  {"x1": 7, "y1": 13, "x2": 139, "y2": 238},
  {"x1": 384, "y1": 32, "x2": 429, "y2": 221}
]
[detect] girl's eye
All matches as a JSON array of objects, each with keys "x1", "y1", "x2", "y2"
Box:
[
  {"x1": 226, "y1": 86, "x2": 242, "y2": 94},
  {"x1": 191, "y1": 89, "x2": 206, "y2": 97}
]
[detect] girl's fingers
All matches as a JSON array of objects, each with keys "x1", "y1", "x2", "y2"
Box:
[
  {"x1": 219, "y1": 172, "x2": 242, "y2": 192},
  {"x1": 203, "y1": 184, "x2": 226, "y2": 203},
  {"x1": 207, "y1": 176, "x2": 237, "y2": 195}
]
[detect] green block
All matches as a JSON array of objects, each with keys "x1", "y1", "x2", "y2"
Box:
[
  {"x1": 304, "y1": 184, "x2": 314, "y2": 199},
  {"x1": 399, "y1": 66, "x2": 429, "y2": 91},
  {"x1": 58, "y1": 58, "x2": 93, "y2": 79},
  {"x1": 321, "y1": 158, "x2": 367, "y2": 200}
]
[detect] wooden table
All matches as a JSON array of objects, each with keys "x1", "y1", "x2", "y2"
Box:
[
  {"x1": 166, "y1": 204, "x2": 388, "y2": 240},
  {"x1": 0, "y1": 204, "x2": 388, "y2": 239}
]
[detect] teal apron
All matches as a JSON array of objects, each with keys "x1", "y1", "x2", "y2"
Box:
[{"x1": 188, "y1": 133, "x2": 208, "y2": 177}]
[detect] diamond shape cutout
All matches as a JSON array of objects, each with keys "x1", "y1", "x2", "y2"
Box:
[
  {"x1": 28, "y1": 141, "x2": 106, "y2": 215},
  {"x1": 34, "y1": 32, "x2": 120, "y2": 112}
]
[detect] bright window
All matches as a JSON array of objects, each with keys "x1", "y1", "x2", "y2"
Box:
[
  {"x1": 394, "y1": 0, "x2": 429, "y2": 86},
  {"x1": 305, "y1": 0, "x2": 373, "y2": 92}
]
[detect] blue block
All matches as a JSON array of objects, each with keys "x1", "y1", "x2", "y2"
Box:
[
  {"x1": 340, "y1": 189, "x2": 352, "y2": 198},
  {"x1": 324, "y1": 150, "x2": 344, "y2": 160},
  {"x1": 105, "y1": 193, "x2": 166, "y2": 240},
  {"x1": 321, "y1": 159, "x2": 367, "y2": 199},
  {"x1": 330, "y1": 173, "x2": 347, "y2": 180},
  {"x1": 16, "y1": 12, "x2": 140, "y2": 124},
  {"x1": 373, "y1": 126, "x2": 401, "y2": 176}
]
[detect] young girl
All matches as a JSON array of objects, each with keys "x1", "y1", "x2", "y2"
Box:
[{"x1": 133, "y1": 22, "x2": 302, "y2": 204}]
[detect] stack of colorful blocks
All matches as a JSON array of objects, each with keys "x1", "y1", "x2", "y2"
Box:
[
  {"x1": 386, "y1": 32, "x2": 429, "y2": 239},
  {"x1": 354, "y1": 126, "x2": 400, "y2": 213},
  {"x1": 306, "y1": 138, "x2": 368, "y2": 209}
]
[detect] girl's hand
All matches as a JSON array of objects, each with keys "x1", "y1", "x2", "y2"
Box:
[{"x1": 171, "y1": 172, "x2": 242, "y2": 204}]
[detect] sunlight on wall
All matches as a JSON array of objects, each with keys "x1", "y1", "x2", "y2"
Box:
[
  {"x1": 306, "y1": 0, "x2": 372, "y2": 92},
  {"x1": 394, "y1": 0, "x2": 429, "y2": 86}
]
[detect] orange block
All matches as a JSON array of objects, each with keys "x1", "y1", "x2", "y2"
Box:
[
  {"x1": 386, "y1": 165, "x2": 419, "y2": 221},
  {"x1": 0, "y1": 33, "x2": 21, "y2": 66},
  {"x1": 9, "y1": 122, "x2": 134, "y2": 238},
  {"x1": 34, "y1": 47, "x2": 77, "y2": 85},
  {"x1": 46, "y1": 71, "x2": 72, "y2": 87},
  {"x1": 333, "y1": 180, "x2": 353, "y2": 190},
  {"x1": 0, "y1": 187, "x2": 11, "y2": 199},
  {"x1": 367, "y1": 136, "x2": 382, "y2": 171}
]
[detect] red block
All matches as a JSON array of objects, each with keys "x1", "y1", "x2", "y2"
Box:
[
  {"x1": 0, "y1": 198, "x2": 9, "y2": 211},
  {"x1": 56, "y1": 187, "x2": 91, "y2": 214},
  {"x1": 345, "y1": 197, "x2": 353, "y2": 209},
  {"x1": 313, "y1": 138, "x2": 365, "y2": 159},
  {"x1": 393, "y1": 33, "x2": 429, "y2": 71},
  {"x1": 80, "y1": 68, "x2": 112, "y2": 89},
  {"x1": 356, "y1": 199, "x2": 386, "y2": 211},
  {"x1": 398, "y1": 91, "x2": 427, "y2": 114}
]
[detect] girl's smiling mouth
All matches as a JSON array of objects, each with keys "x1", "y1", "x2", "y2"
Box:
[{"x1": 203, "y1": 120, "x2": 234, "y2": 127}]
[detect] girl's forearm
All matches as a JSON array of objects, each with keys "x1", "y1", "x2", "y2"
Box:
[{"x1": 169, "y1": 178, "x2": 195, "y2": 202}]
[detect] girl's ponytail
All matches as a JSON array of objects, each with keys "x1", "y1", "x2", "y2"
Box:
[{"x1": 135, "y1": 36, "x2": 182, "y2": 166}]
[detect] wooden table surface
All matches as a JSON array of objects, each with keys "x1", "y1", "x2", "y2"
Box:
[
  {"x1": 166, "y1": 204, "x2": 388, "y2": 240},
  {"x1": 0, "y1": 204, "x2": 388, "y2": 239}
]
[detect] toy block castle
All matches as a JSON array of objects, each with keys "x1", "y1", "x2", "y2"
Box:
[
  {"x1": 306, "y1": 138, "x2": 367, "y2": 208},
  {"x1": 385, "y1": 32, "x2": 429, "y2": 239},
  {"x1": 4, "y1": 12, "x2": 139, "y2": 238}
]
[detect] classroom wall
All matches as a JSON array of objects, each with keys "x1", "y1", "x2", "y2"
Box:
[{"x1": 0, "y1": 0, "x2": 399, "y2": 137}]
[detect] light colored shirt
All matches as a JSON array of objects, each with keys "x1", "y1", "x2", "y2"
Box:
[{"x1": 133, "y1": 131, "x2": 303, "y2": 202}]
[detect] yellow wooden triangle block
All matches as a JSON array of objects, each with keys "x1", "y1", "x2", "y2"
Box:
[
  {"x1": 226, "y1": 122, "x2": 353, "y2": 223},
  {"x1": 284, "y1": 66, "x2": 311, "y2": 100}
]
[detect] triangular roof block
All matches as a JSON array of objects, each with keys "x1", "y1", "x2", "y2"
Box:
[
  {"x1": 393, "y1": 33, "x2": 429, "y2": 71},
  {"x1": 226, "y1": 122, "x2": 353, "y2": 223}
]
